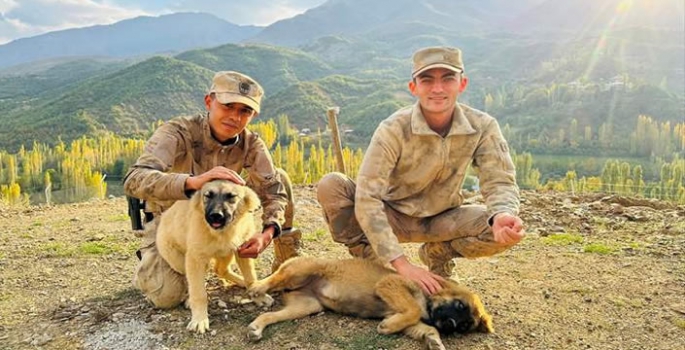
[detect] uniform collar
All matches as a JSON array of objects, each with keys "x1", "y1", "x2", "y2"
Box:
[{"x1": 411, "y1": 102, "x2": 476, "y2": 136}]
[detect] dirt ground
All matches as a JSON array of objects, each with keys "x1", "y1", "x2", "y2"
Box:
[{"x1": 1, "y1": 186, "x2": 684, "y2": 350}]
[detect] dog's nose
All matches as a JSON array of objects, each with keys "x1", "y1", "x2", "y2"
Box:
[{"x1": 208, "y1": 212, "x2": 224, "y2": 222}]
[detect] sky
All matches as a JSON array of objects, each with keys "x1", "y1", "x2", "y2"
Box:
[{"x1": 0, "y1": 0, "x2": 328, "y2": 44}]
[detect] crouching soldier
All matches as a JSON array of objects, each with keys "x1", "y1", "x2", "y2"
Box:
[{"x1": 124, "y1": 71, "x2": 301, "y2": 308}]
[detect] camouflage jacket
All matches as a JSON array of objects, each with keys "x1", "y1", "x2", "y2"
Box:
[
  {"x1": 355, "y1": 102, "x2": 519, "y2": 263},
  {"x1": 123, "y1": 113, "x2": 287, "y2": 227}
]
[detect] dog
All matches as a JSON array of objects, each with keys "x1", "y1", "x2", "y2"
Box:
[
  {"x1": 247, "y1": 257, "x2": 493, "y2": 350},
  {"x1": 156, "y1": 179, "x2": 272, "y2": 334}
]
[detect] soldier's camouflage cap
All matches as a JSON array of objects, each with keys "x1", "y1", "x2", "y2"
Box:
[
  {"x1": 208, "y1": 71, "x2": 264, "y2": 114},
  {"x1": 411, "y1": 46, "x2": 464, "y2": 78}
]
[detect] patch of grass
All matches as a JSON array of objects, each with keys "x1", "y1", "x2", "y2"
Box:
[
  {"x1": 332, "y1": 329, "x2": 401, "y2": 349},
  {"x1": 542, "y1": 233, "x2": 583, "y2": 246},
  {"x1": 79, "y1": 242, "x2": 114, "y2": 255},
  {"x1": 106, "y1": 214, "x2": 130, "y2": 222},
  {"x1": 583, "y1": 243, "x2": 617, "y2": 255},
  {"x1": 41, "y1": 242, "x2": 74, "y2": 257},
  {"x1": 673, "y1": 318, "x2": 685, "y2": 330},
  {"x1": 259, "y1": 319, "x2": 299, "y2": 341},
  {"x1": 32, "y1": 221, "x2": 43, "y2": 226},
  {"x1": 627, "y1": 242, "x2": 643, "y2": 249},
  {"x1": 609, "y1": 296, "x2": 644, "y2": 308},
  {"x1": 304, "y1": 228, "x2": 329, "y2": 242}
]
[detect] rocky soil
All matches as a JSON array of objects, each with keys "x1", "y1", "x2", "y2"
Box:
[{"x1": 1, "y1": 186, "x2": 684, "y2": 350}]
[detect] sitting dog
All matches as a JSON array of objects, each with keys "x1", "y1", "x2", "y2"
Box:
[
  {"x1": 247, "y1": 257, "x2": 493, "y2": 350},
  {"x1": 156, "y1": 180, "x2": 272, "y2": 334}
]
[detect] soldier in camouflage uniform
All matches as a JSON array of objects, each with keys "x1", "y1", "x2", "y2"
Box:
[
  {"x1": 124, "y1": 71, "x2": 301, "y2": 308},
  {"x1": 317, "y1": 46, "x2": 525, "y2": 295}
]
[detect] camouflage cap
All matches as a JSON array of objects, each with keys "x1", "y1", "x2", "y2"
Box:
[
  {"x1": 411, "y1": 46, "x2": 464, "y2": 78},
  {"x1": 208, "y1": 71, "x2": 264, "y2": 114}
]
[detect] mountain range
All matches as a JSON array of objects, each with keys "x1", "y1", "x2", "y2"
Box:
[{"x1": 0, "y1": 0, "x2": 682, "y2": 152}]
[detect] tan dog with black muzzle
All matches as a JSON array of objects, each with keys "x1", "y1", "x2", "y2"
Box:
[
  {"x1": 248, "y1": 257, "x2": 493, "y2": 350},
  {"x1": 156, "y1": 180, "x2": 273, "y2": 334}
]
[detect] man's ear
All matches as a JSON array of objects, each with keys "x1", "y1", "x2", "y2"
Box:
[
  {"x1": 458, "y1": 75, "x2": 469, "y2": 93},
  {"x1": 408, "y1": 80, "x2": 417, "y2": 96},
  {"x1": 204, "y1": 94, "x2": 212, "y2": 110}
]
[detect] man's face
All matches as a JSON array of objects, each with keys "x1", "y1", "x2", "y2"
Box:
[
  {"x1": 204, "y1": 94, "x2": 256, "y2": 142},
  {"x1": 408, "y1": 68, "x2": 468, "y2": 117}
]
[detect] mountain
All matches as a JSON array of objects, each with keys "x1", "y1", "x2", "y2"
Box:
[
  {"x1": 0, "y1": 12, "x2": 262, "y2": 69},
  {"x1": 249, "y1": 0, "x2": 545, "y2": 46},
  {"x1": 0, "y1": 56, "x2": 214, "y2": 147},
  {"x1": 175, "y1": 44, "x2": 332, "y2": 96}
]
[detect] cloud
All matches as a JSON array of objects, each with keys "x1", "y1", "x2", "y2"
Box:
[
  {"x1": 0, "y1": 0, "x2": 149, "y2": 43},
  {"x1": 168, "y1": 0, "x2": 326, "y2": 26}
]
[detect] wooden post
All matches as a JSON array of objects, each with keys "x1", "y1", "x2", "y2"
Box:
[{"x1": 327, "y1": 107, "x2": 346, "y2": 174}]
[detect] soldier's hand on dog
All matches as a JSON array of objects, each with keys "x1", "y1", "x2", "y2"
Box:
[
  {"x1": 492, "y1": 213, "x2": 525, "y2": 245},
  {"x1": 391, "y1": 255, "x2": 445, "y2": 295},
  {"x1": 185, "y1": 166, "x2": 246, "y2": 190},
  {"x1": 237, "y1": 228, "x2": 274, "y2": 258}
]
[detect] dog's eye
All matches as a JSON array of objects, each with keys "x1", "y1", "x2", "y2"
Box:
[
  {"x1": 224, "y1": 193, "x2": 238, "y2": 203},
  {"x1": 455, "y1": 301, "x2": 465, "y2": 310},
  {"x1": 204, "y1": 191, "x2": 214, "y2": 199}
]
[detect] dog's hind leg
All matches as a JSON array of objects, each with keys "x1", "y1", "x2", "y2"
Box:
[
  {"x1": 403, "y1": 323, "x2": 445, "y2": 350},
  {"x1": 247, "y1": 290, "x2": 324, "y2": 341},
  {"x1": 214, "y1": 255, "x2": 247, "y2": 288},
  {"x1": 374, "y1": 274, "x2": 423, "y2": 335}
]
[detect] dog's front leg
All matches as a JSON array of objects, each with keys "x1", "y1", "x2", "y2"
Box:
[
  {"x1": 403, "y1": 323, "x2": 445, "y2": 350},
  {"x1": 185, "y1": 254, "x2": 210, "y2": 334}
]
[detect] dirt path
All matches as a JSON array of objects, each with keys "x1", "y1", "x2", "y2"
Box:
[{"x1": 1, "y1": 187, "x2": 684, "y2": 349}]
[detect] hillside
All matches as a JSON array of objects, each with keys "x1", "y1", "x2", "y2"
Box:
[
  {"x1": 0, "y1": 0, "x2": 682, "y2": 152},
  {"x1": 0, "y1": 187, "x2": 683, "y2": 349},
  {"x1": 0, "y1": 56, "x2": 213, "y2": 147}
]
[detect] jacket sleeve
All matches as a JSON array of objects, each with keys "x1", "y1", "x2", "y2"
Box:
[
  {"x1": 123, "y1": 122, "x2": 192, "y2": 202},
  {"x1": 354, "y1": 124, "x2": 404, "y2": 264},
  {"x1": 472, "y1": 118, "x2": 520, "y2": 223},
  {"x1": 244, "y1": 133, "x2": 287, "y2": 228}
]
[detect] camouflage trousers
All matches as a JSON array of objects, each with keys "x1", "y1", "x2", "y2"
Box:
[
  {"x1": 316, "y1": 172, "x2": 517, "y2": 269},
  {"x1": 132, "y1": 168, "x2": 300, "y2": 309}
]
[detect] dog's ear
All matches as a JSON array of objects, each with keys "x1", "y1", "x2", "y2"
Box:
[
  {"x1": 476, "y1": 311, "x2": 494, "y2": 333},
  {"x1": 241, "y1": 186, "x2": 262, "y2": 213}
]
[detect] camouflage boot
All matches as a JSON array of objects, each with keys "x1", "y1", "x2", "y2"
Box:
[
  {"x1": 271, "y1": 227, "x2": 302, "y2": 272},
  {"x1": 418, "y1": 242, "x2": 458, "y2": 278},
  {"x1": 271, "y1": 168, "x2": 302, "y2": 273}
]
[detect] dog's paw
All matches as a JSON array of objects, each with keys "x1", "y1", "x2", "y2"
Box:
[
  {"x1": 248, "y1": 280, "x2": 270, "y2": 297},
  {"x1": 425, "y1": 336, "x2": 446, "y2": 350},
  {"x1": 183, "y1": 299, "x2": 191, "y2": 309},
  {"x1": 186, "y1": 317, "x2": 210, "y2": 334},
  {"x1": 247, "y1": 322, "x2": 263, "y2": 341},
  {"x1": 252, "y1": 293, "x2": 274, "y2": 308},
  {"x1": 377, "y1": 320, "x2": 394, "y2": 335}
]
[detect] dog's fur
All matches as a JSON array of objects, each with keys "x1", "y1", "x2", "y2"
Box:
[
  {"x1": 156, "y1": 180, "x2": 271, "y2": 333},
  {"x1": 248, "y1": 257, "x2": 493, "y2": 350}
]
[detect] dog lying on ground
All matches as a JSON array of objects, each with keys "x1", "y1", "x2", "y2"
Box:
[
  {"x1": 156, "y1": 180, "x2": 272, "y2": 334},
  {"x1": 247, "y1": 257, "x2": 493, "y2": 350}
]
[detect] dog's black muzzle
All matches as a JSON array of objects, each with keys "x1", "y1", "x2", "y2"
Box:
[
  {"x1": 204, "y1": 199, "x2": 232, "y2": 230},
  {"x1": 425, "y1": 300, "x2": 475, "y2": 334}
]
